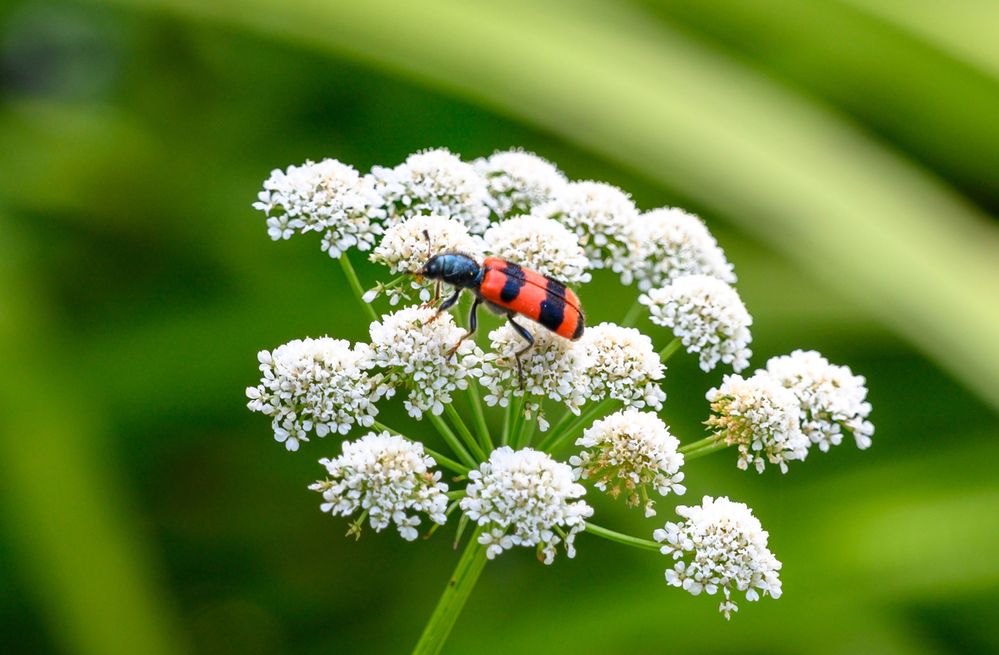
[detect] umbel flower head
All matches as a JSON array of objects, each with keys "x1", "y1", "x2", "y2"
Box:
[
  {"x1": 479, "y1": 321, "x2": 591, "y2": 429},
  {"x1": 640, "y1": 274, "x2": 753, "y2": 372},
  {"x1": 632, "y1": 207, "x2": 736, "y2": 291},
  {"x1": 474, "y1": 149, "x2": 567, "y2": 219},
  {"x1": 367, "y1": 305, "x2": 484, "y2": 419},
  {"x1": 706, "y1": 372, "x2": 808, "y2": 473},
  {"x1": 246, "y1": 337, "x2": 384, "y2": 452},
  {"x1": 655, "y1": 495, "x2": 783, "y2": 619},
  {"x1": 765, "y1": 350, "x2": 874, "y2": 451},
  {"x1": 371, "y1": 214, "x2": 484, "y2": 275},
  {"x1": 253, "y1": 158, "x2": 385, "y2": 258},
  {"x1": 482, "y1": 215, "x2": 591, "y2": 284},
  {"x1": 460, "y1": 447, "x2": 593, "y2": 564},
  {"x1": 309, "y1": 431, "x2": 449, "y2": 541},
  {"x1": 369, "y1": 148, "x2": 491, "y2": 234},
  {"x1": 533, "y1": 181, "x2": 640, "y2": 282},
  {"x1": 571, "y1": 409, "x2": 685, "y2": 517},
  {"x1": 581, "y1": 322, "x2": 666, "y2": 410}
]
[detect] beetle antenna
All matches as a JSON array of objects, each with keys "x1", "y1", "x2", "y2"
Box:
[{"x1": 422, "y1": 229, "x2": 433, "y2": 259}]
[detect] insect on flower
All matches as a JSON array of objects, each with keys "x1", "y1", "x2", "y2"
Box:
[{"x1": 416, "y1": 231, "x2": 585, "y2": 382}]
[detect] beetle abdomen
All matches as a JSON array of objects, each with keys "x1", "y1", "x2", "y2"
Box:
[{"x1": 479, "y1": 257, "x2": 585, "y2": 340}]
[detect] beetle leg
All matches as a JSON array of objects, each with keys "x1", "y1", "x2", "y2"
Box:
[
  {"x1": 421, "y1": 280, "x2": 442, "y2": 309},
  {"x1": 506, "y1": 315, "x2": 535, "y2": 387},
  {"x1": 428, "y1": 288, "x2": 461, "y2": 324},
  {"x1": 447, "y1": 297, "x2": 482, "y2": 359}
]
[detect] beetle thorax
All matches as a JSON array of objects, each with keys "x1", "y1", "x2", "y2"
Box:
[{"x1": 422, "y1": 253, "x2": 482, "y2": 288}]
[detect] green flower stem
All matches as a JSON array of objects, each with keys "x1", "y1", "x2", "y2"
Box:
[
  {"x1": 412, "y1": 527, "x2": 488, "y2": 655},
  {"x1": 445, "y1": 489, "x2": 466, "y2": 501},
  {"x1": 464, "y1": 382, "x2": 494, "y2": 455},
  {"x1": 659, "y1": 337, "x2": 682, "y2": 362},
  {"x1": 500, "y1": 401, "x2": 513, "y2": 446},
  {"x1": 507, "y1": 394, "x2": 527, "y2": 448},
  {"x1": 444, "y1": 404, "x2": 486, "y2": 462},
  {"x1": 338, "y1": 253, "x2": 378, "y2": 323},
  {"x1": 538, "y1": 397, "x2": 618, "y2": 453},
  {"x1": 621, "y1": 298, "x2": 644, "y2": 327},
  {"x1": 678, "y1": 434, "x2": 722, "y2": 454},
  {"x1": 520, "y1": 410, "x2": 538, "y2": 448},
  {"x1": 371, "y1": 421, "x2": 470, "y2": 475},
  {"x1": 544, "y1": 408, "x2": 577, "y2": 445},
  {"x1": 584, "y1": 522, "x2": 661, "y2": 553},
  {"x1": 426, "y1": 414, "x2": 478, "y2": 469},
  {"x1": 681, "y1": 438, "x2": 730, "y2": 460}
]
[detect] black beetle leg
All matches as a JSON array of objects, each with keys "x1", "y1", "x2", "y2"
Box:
[
  {"x1": 506, "y1": 315, "x2": 535, "y2": 387},
  {"x1": 447, "y1": 297, "x2": 482, "y2": 359}
]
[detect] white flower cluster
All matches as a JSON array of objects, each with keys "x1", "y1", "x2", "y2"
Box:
[
  {"x1": 474, "y1": 150, "x2": 567, "y2": 219},
  {"x1": 253, "y1": 159, "x2": 385, "y2": 258},
  {"x1": 370, "y1": 148, "x2": 491, "y2": 234},
  {"x1": 482, "y1": 215, "x2": 591, "y2": 284},
  {"x1": 367, "y1": 305, "x2": 483, "y2": 419},
  {"x1": 533, "y1": 181, "x2": 640, "y2": 281},
  {"x1": 246, "y1": 338, "x2": 384, "y2": 452},
  {"x1": 371, "y1": 214, "x2": 484, "y2": 276},
  {"x1": 705, "y1": 373, "x2": 808, "y2": 473},
  {"x1": 765, "y1": 350, "x2": 874, "y2": 451},
  {"x1": 640, "y1": 275, "x2": 752, "y2": 372},
  {"x1": 571, "y1": 409, "x2": 685, "y2": 517},
  {"x1": 479, "y1": 322, "x2": 591, "y2": 429},
  {"x1": 309, "y1": 431, "x2": 449, "y2": 541},
  {"x1": 655, "y1": 495, "x2": 782, "y2": 619},
  {"x1": 633, "y1": 208, "x2": 735, "y2": 291},
  {"x1": 581, "y1": 323, "x2": 666, "y2": 410},
  {"x1": 461, "y1": 447, "x2": 592, "y2": 564}
]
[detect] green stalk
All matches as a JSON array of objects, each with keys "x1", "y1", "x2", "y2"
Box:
[
  {"x1": 538, "y1": 397, "x2": 618, "y2": 453},
  {"x1": 464, "y1": 382, "x2": 493, "y2": 455},
  {"x1": 584, "y1": 522, "x2": 660, "y2": 552},
  {"x1": 500, "y1": 401, "x2": 513, "y2": 447},
  {"x1": 659, "y1": 337, "x2": 682, "y2": 362},
  {"x1": 412, "y1": 528, "x2": 488, "y2": 655},
  {"x1": 426, "y1": 414, "x2": 478, "y2": 469},
  {"x1": 621, "y1": 298, "x2": 643, "y2": 327},
  {"x1": 681, "y1": 438, "x2": 730, "y2": 461},
  {"x1": 371, "y1": 421, "x2": 470, "y2": 475},
  {"x1": 679, "y1": 434, "x2": 723, "y2": 454},
  {"x1": 506, "y1": 394, "x2": 526, "y2": 449},
  {"x1": 444, "y1": 404, "x2": 486, "y2": 462},
  {"x1": 338, "y1": 253, "x2": 378, "y2": 323}
]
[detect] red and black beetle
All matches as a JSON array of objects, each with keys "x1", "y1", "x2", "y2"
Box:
[{"x1": 418, "y1": 246, "x2": 585, "y2": 381}]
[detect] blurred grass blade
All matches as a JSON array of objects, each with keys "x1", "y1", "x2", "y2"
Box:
[
  {"x1": 639, "y1": 0, "x2": 999, "y2": 203},
  {"x1": 840, "y1": 0, "x2": 999, "y2": 80},
  {"x1": 93, "y1": 0, "x2": 999, "y2": 410},
  {"x1": 0, "y1": 214, "x2": 183, "y2": 655}
]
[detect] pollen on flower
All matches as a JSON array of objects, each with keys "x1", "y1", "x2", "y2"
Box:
[
  {"x1": 252, "y1": 158, "x2": 385, "y2": 258},
  {"x1": 369, "y1": 148, "x2": 491, "y2": 234},
  {"x1": 479, "y1": 321, "x2": 591, "y2": 429},
  {"x1": 482, "y1": 215, "x2": 591, "y2": 284},
  {"x1": 640, "y1": 275, "x2": 752, "y2": 372},
  {"x1": 371, "y1": 214, "x2": 484, "y2": 275},
  {"x1": 571, "y1": 409, "x2": 685, "y2": 517},
  {"x1": 580, "y1": 323, "x2": 666, "y2": 410},
  {"x1": 460, "y1": 447, "x2": 593, "y2": 564},
  {"x1": 654, "y1": 495, "x2": 782, "y2": 619},
  {"x1": 532, "y1": 181, "x2": 640, "y2": 282},
  {"x1": 632, "y1": 207, "x2": 736, "y2": 291},
  {"x1": 765, "y1": 350, "x2": 874, "y2": 451},
  {"x1": 473, "y1": 149, "x2": 568, "y2": 219},
  {"x1": 309, "y1": 431, "x2": 449, "y2": 541},
  {"x1": 367, "y1": 305, "x2": 484, "y2": 419},
  {"x1": 705, "y1": 372, "x2": 808, "y2": 473},
  {"x1": 246, "y1": 338, "x2": 385, "y2": 452}
]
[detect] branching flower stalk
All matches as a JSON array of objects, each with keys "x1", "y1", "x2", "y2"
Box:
[{"x1": 247, "y1": 148, "x2": 875, "y2": 653}]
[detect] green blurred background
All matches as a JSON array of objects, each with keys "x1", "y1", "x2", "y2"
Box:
[{"x1": 2, "y1": 1, "x2": 998, "y2": 653}]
